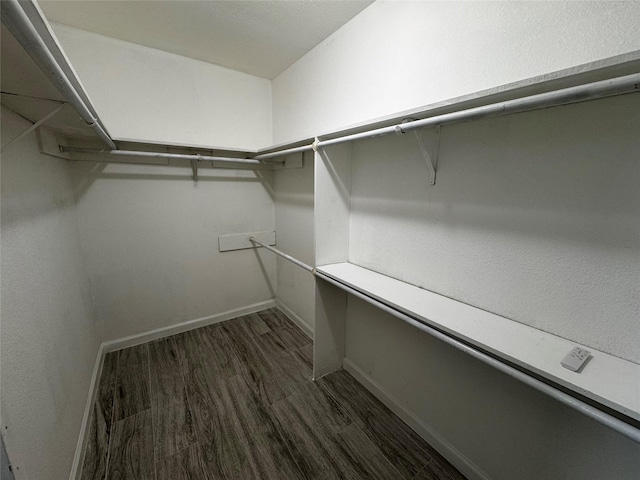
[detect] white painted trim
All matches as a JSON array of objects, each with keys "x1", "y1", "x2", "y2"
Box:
[
  {"x1": 320, "y1": 263, "x2": 639, "y2": 421},
  {"x1": 69, "y1": 343, "x2": 105, "y2": 480},
  {"x1": 276, "y1": 299, "x2": 314, "y2": 339},
  {"x1": 102, "y1": 300, "x2": 276, "y2": 353},
  {"x1": 343, "y1": 358, "x2": 491, "y2": 480}
]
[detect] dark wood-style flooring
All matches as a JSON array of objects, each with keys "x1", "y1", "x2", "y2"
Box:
[{"x1": 80, "y1": 308, "x2": 467, "y2": 480}]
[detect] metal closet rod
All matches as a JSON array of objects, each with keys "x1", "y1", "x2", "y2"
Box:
[
  {"x1": 253, "y1": 143, "x2": 314, "y2": 161},
  {"x1": 51, "y1": 71, "x2": 640, "y2": 164},
  {"x1": 249, "y1": 238, "x2": 314, "y2": 273},
  {"x1": 4, "y1": 0, "x2": 635, "y2": 438},
  {"x1": 7, "y1": 0, "x2": 636, "y2": 163},
  {"x1": 255, "y1": 72, "x2": 640, "y2": 159},
  {"x1": 245, "y1": 236, "x2": 640, "y2": 442},
  {"x1": 1, "y1": 0, "x2": 117, "y2": 150},
  {"x1": 316, "y1": 272, "x2": 640, "y2": 444},
  {"x1": 61, "y1": 147, "x2": 267, "y2": 165}
]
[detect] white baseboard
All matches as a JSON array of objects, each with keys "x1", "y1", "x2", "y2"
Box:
[
  {"x1": 275, "y1": 300, "x2": 314, "y2": 339},
  {"x1": 343, "y1": 358, "x2": 491, "y2": 480},
  {"x1": 102, "y1": 299, "x2": 276, "y2": 353},
  {"x1": 69, "y1": 342, "x2": 105, "y2": 480}
]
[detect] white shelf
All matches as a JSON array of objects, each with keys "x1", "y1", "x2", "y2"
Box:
[{"x1": 316, "y1": 262, "x2": 640, "y2": 422}]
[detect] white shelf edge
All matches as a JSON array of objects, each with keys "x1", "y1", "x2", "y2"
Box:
[
  {"x1": 50, "y1": 52, "x2": 640, "y2": 157},
  {"x1": 316, "y1": 262, "x2": 640, "y2": 423},
  {"x1": 262, "y1": 51, "x2": 640, "y2": 152}
]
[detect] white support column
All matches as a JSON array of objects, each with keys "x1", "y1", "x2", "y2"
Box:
[
  {"x1": 313, "y1": 279, "x2": 348, "y2": 379},
  {"x1": 314, "y1": 141, "x2": 352, "y2": 265},
  {"x1": 313, "y1": 141, "x2": 352, "y2": 379}
]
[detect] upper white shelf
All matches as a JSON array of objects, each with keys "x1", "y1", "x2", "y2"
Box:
[{"x1": 316, "y1": 262, "x2": 640, "y2": 422}]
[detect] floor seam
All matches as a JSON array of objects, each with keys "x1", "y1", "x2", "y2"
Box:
[
  {"x1": 102, "y1": 352, "x2": 120, "y2": 480},
  {"x1": 145, "y1": 344, "x2": 156, "y2": 480},
  {"x1": 171, "y1": 334, "x2": 206, "y2": 479}
]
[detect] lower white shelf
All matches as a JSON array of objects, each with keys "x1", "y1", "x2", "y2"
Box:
[{"x1": 316, "y1": 262, "x2": 640, "y2": 423}]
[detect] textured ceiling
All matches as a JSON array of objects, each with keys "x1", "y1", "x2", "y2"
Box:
[{"x1": 38, "y1": 0, "x2": 374, "y2": 79}]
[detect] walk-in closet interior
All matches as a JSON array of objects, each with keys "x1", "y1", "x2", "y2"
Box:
[{"x1": 1, "y1": 1, "x2": 639, "y2": 479}]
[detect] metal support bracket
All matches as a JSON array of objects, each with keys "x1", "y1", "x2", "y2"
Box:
[
  {"x1": 272, "y1": 152, "x2": 304, "y2": 170},
  {"x1": 191, "y1": 158, "x2": 198, "y2": 182},
  {"x1": 37, "y1": 126, "x2": 69, "y2": 159},
  {"x1": 2, "y1": 103, "x2": 65, "y2": 153},
  {"x1": 397, "y1": 121, "x2": 440, "y2": 186},
  {"x1": 414, "y1": 127, "x2": 440, "y2": 186}
]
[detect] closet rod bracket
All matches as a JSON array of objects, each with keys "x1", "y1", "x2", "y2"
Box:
[
  {"x1": 399, "y1": 120, "x2": 440, "y2": 186},
  {"x1": 191, "y1": 158, "x2": 198, "y2": 182}
]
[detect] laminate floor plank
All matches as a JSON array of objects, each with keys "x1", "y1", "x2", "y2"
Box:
[
  {"x1": 429, "y1": 450, "x2": 467, "y2": 480},
  {"x1": 114, "y1": 345, "x2": 151, "y2": 422},
  {"x1": 149, "y1": 337, "x2": 197, "y2": 459},
  {"x1": 269, "y1": 381, "x2": 379, "y2": 479},
  {"x1": 291, "y1": 382, "x2": 352, "y2": 434},
  {"x1": 292, "y1": 344, "x2": 313, "y2": 372},
  {"x1": 81, "y1": 416, "x2": 101, "y2": 480},
  {"x1": 176, "y1": 326, "x2": 240, "y2": 381},
  {"x1": 89, "y1": 308, "x2": 467, "y2": 480},
  {"x1": 412, "y1": 451, "x2": 467, "y2": 480},
  {"x1": 81, "y1": 352, "x2": 118, "y2": 480},
  {"x1": 201, "y1": 324, "x2": 244, "y2": 377},
  {"x1": 225, "y1": 374, "x2": 306, "y2": 480},
  {"x1": 269, "y1": 387, "x2": 349, "y2": 480},
  {"x1": 181, "y1": 338, "x2": 257, "y2": 479},
  {"x1": 271, "y1": 381, "x2": 396, "y2": 480},
  {"x1": 336, "y1": 423, "x2": 405, "y2": 479},
  {"x1": 223, "y1": 332, "x2": 294, "y2": 405},
  {"x1": 221, "y1": 313, "x2": 270, "y2": 339},
  {"x1": 411, "y1": 463, "x2": 450, "y2": 480},
  {"x1": 107, "y1": 410, "x2": 155, "y2": 480},
  {"x1": 253, "y1": 328, "x2": 290, "y2": 358},
  {"x1": 317, "y1": 369, "x2": 432, "y2": 479},
  {"x1": 252, "y1": 331, "x2": 311, "y2": 388},
  {"x1": 99, "y1": 352, "x2": 120, "y2": 433},
  {"x1": 156, "y1": 444, "x2": 209, "y2": 480},
  {"x1": 257, "y1": 308, "x2": 291, "y2": 329},
  {"x1": 257, "y1": 310, "x2": 311, "y2": 351},
  {"x1": 244, "y1": 313, "x2": 272, "y2": 336},
  {"x1": 272, "y1": 326, "x2": 312, "y2": 351}
]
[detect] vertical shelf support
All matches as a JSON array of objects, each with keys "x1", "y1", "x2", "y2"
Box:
[{"x1": 313, "y1": 140, "x2": 352, "y2": 379}]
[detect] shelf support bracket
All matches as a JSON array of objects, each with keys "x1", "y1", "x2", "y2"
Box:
[
  {"x1": 191, "y1": 157, "x2": 198, "y2": 182},
  {"x1": 414, "y1": 129, "x2": 437, "y2": 186},
  {"x1": 397, "y1": 122, "x2": 440, "y2": 186},
  {"x1": 1, "y1": 103, "x2": 65, "y2": 153}
]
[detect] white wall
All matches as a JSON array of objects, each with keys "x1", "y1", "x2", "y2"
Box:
[
  {"x1": 272, "y1": 0, "x2": 640, "y2": 143},
  {"x1": 1, "y1": 107, "x2": 101, "y2": 480},
  {"x1": 69, "y1": 160, "x2": 276, "y2": 341},
  {"x1": 273, "y1": 153, "x2": 315, "y2": 331},
  {"x1": 346, "y1": 298, "x2": 640, "y2": 480},
  {"x1": 349, "y1": 94, "x2": 640, "y2": 363},
  {"x1": 51, "y1": 23, "x2": 272, "y2": 150},
  {"x1": 271, "y1": 2, "x2": 640, "y2": 479},
  {"x1": 342, "y1": 95, "x2": 640, "y2": 478}
]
